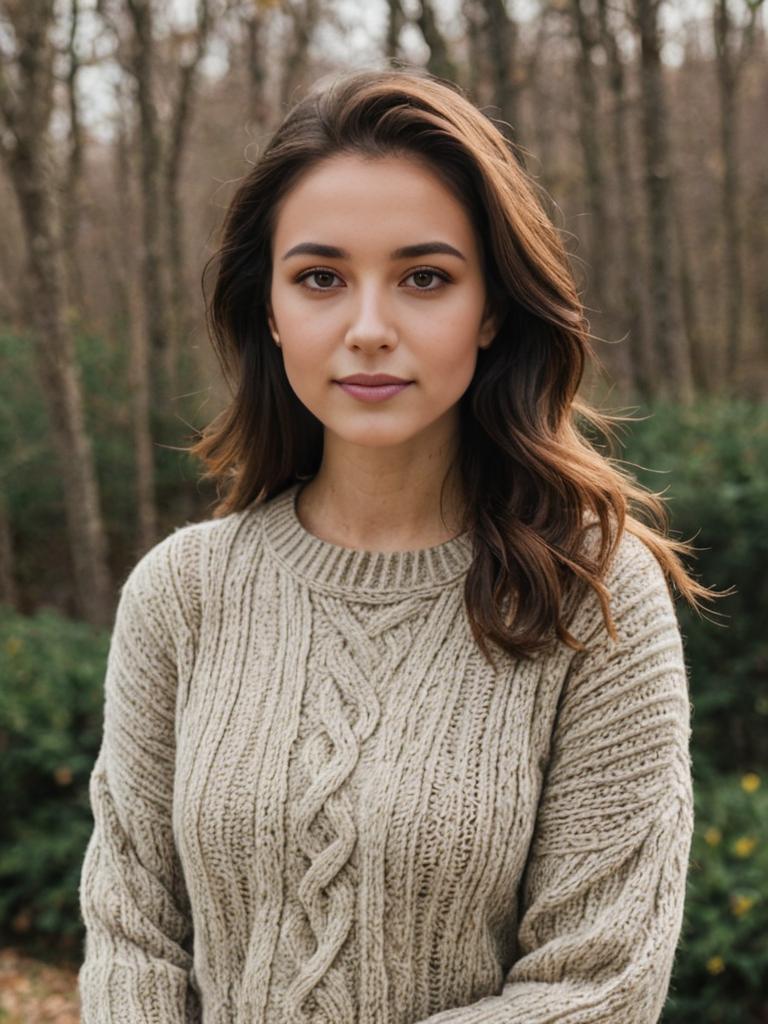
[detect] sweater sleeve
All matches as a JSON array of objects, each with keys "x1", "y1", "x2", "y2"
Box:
[
  {"x1": 416, "y1": 531, "x2": 695, "y2": 1024},
  {"x1": 77, "y1": 529, "x2": 202, "y2": 1023}
]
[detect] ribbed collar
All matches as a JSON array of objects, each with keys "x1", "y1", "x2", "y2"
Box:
[{"x1": 260, "y1": 482, "x2": 474, "y2": 598}]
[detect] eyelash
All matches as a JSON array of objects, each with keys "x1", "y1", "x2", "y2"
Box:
[{"x1": 295, "y1": 266, "x2": 452, "y2": 293}]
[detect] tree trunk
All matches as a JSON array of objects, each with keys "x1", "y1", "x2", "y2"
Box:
[
  {"x1": 670, "y1": 177, "x2": 708, "y2": 392},
  {"x1": 15, "y1": 168, "x2": 112, "y2": 625},
  {"x1": 0, "y1": 493, "x2": 18, "y2": 610},
  {"x1": 632, "y1": 0, "x2": 693, "y2": 400},
  {"x1": 125, "y1": 0, "x2": 172, "y2": 408},
  {"x1": 713, "y1": 0, "x2": 745, "y2": 385},
  {"x1": 164, "y1": 0, "x2": 211, "y2": 400},
  {"x1": 111, "y1": 89, "x2": 158, "y2": 555},
  {"x1": 462, "y1": 0, "x2": 485, "y2": 101},
  {"x1": 0, "y1": 0, "x2": 112, "y2": 625},
  {"x1": 280, "y1": 0, "x2": 321, "y2": 111},
  {"x1": 596, "y1": 0, "x2": 645, "y2": 395},
  {"x1": 569, "y1": 0, "x2": 609, "y2": 329},
  {"x1": 481, "y1": 0, "x2": 522, "y2": 149},
  {"x1": 62, "y1": 0, "x2": 86, "y2": 320},
  {"x1": 244, "y1": 8, "x2": 270, "y2": 127},
  {"x1": 415, "y1": 0, "x2": 458, "y2": 82},
  {"x1": 524, "y1": 7, "x2": 560, "y2": 203},
  {"x1": 128, "y1": 274, "x2": 158, "y2": 556},
  {"x1": 386, "y1": 0, "x2": 405, "y2": 61}
]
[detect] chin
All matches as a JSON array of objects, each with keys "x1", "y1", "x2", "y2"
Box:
[{"x1": 328, "y1": 421, "x2": 424, "y2": 448}]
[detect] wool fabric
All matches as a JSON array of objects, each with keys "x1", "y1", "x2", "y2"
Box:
[{"x1": 77, "y1": 481, "x2": 695, "y2": 1024}]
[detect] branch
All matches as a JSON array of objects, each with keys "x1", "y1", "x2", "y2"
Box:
[{"x1": 737, "y1": 0, "x2": 765, "y2": 66}]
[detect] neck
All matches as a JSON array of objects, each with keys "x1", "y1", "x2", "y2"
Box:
[{"x1": 297, "y1": 436, "x2": 466, "y2": 553}]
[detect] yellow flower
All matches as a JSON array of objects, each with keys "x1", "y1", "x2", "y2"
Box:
[
  {"x1": 706, "y1": 955, "x2": 725, "y2": 975},
  {"x1": 733, "y1": 836, "x2": 757, "y2": 858},
  {"x1": 730, "y1": 894, "x2": 754, "y2": 917},
  {"x1": 741, "y1": 773, "x2": 761, "y2": 793},
  {"x1": 3, "y1": 636, "x2": 23, "y2": 656},
  {"x1": 704, "y1": 826, "x2": 722, "y2": 846}
]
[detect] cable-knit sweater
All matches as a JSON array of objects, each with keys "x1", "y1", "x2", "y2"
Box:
[{"x1": 77, "y1": 481, "x2": 695, "y2": 1024}]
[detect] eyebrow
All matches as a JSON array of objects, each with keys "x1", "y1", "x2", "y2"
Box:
[{"x1": 281, "y1": 241, "x2": 467, "y2": 262}]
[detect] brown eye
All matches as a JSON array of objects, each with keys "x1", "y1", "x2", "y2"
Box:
[
  {"x1": 297, "y1": 269, "x2": 343, "y2": 290},
  {"x1": 404, "y1": 268, "x2": 450, "y2": 291}
]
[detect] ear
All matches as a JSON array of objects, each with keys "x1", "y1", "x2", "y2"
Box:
[
  {"x1": 478, "y1": 303, "x2": 500, "y2": 350},
  {"x1": 266, "y1": 303, "x2": 277, "y2": 336}
]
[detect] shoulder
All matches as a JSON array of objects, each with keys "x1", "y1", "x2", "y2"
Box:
[
  {"x1": 578, "y1": 520, "x2": 671, "y2": 594},
  {"x1": 570, "y1": 524, "x2": 679, "y2": 651},
  {"x1": 120, "y1": 506, "x2": 264, "y2": 633},
  {"x1": 122, "y1": 518, "x2": 213, "y2": 604}
]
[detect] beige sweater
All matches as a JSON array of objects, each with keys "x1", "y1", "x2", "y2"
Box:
[{"x1": 77, "y1": 482, "x2": 694, "y2": 1024}]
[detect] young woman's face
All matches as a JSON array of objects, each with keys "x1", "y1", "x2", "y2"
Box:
[{"x1": 268, "y1": 152, "x2": 497, "y2": 450}]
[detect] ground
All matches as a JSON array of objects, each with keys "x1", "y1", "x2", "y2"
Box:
[{"x1": 0, "y1": 948, "x2": 79, "y2": 1023}]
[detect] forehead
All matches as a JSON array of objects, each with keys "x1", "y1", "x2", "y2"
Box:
[{"x1": 271, "y1": 152, "x2": 478, "y2": 255}]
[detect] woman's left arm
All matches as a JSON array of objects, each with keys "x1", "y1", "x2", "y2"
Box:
[{"x1": 417, "y1": 532, "x2": 695, "y2": 1024}]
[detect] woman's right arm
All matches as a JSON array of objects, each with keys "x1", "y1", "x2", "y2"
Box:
[{"x1": 78, "y1": 531, "x2": 202, "y2": 1023}]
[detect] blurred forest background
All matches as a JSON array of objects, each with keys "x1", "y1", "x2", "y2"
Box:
[{"x1": 0, "y1": 0, "x2": 767, "y2": 1021}]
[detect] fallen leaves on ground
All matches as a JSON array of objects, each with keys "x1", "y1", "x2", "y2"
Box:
[{"x1": 0, "y1": 947, "x2": 79, "y2": 1024}]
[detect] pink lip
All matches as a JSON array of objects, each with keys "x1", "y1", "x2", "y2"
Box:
[
  {"x1": 337, "y1": 373, "x2": 411, "y2": 385},
  {"x1": 335, "y1": 381, "x2": 413, "y2": 403}
]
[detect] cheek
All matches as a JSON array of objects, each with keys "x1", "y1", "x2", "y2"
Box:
[
  {"x1": 417, "y1": 299, "x2": 484, "y2": 371},
  {"x1": 279, "y1": 329, "x2": 335, "y2": 412},
  {"x1": 272, "y1": 293, "x2": 327, "y2": 366},
  {"x1": 274, "y1": 288, "x2": 335, "y2": 352}
]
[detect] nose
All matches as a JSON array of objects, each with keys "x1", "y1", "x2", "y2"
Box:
[{"x1": 343, "y1": 281, "x2": 398, "y2": 352}]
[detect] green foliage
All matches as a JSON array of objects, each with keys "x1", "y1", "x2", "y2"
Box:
[
  {"x1": 664, "y1": 772, "x2": 768, "y2": 1023},
  {"x1": 616, "y1": 398, "x2": 768, "y2": 777},
  {"x1": 0, "y1": 327, "x2": 210, "y2": 603},
  {"x1": 0, "y1": 606, "x2": 106, "y2": 942}
]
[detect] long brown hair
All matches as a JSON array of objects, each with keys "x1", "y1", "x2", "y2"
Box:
[{"x1": 189, "y1": 65, "x2": 721, "y2": 665}]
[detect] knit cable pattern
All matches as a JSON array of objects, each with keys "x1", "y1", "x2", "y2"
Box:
[{"x1": 284, "y1": 586, "x2": 461, "y2": 1023}]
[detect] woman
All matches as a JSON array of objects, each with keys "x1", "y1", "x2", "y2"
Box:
[{"x1": 78, "y1": 66, "x2": 717, "y2": 1023}]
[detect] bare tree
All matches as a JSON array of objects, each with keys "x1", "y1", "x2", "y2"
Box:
[
  {"x1": 524, "y1": 5, "x2": 564, "y2": 202},
  {"x1": 243, "y1": 2, "x2": 270, "y2": 126},
  {"x1": 568, "y1": 0, "x2": 610, "y2": 331},
  {"x1": 713, "y1": 0, "x2": 764, "y2": 381},
  {"x1": 110, "y1": 77, "x2": 159, "y2": 555},
  {"x1": 670, "y1": 175, "x2": 708, "y2": 391},
  {"x1": 595, "y1": 0, "x2": 646, "y2": 394},
  {"x1": 0, "y1": 0, "x2": 112, "y2": 624},
  {"x1": 630, "y1": 0, "x2": 694, "y2": 400},
  {"x1": 164, "y1": 0, "x2": 213, "y2": 397},
  {"x1": 414, "y1": 0, "x2": 458, "y2": 82},
  {"x1": 280, "y1": 0, "x2": 322, "y2": 110},
  {"x1": 62, "y1": 0, "x2": 87, "y2": 317},
  {"x1": 386, "y1": 0, "x2": 405, "y2": 61},
  {"x1": 480, "y1": 0, "x2": 522, "y2": 147},
  {"x1": 461, "y1": 0, "x2": 488, "y2": 101},
  {"x1": 121, "y1": 0, "x2": 173, "y2": 406}
]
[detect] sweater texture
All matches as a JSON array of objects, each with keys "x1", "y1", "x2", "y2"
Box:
[{"x1": 77, "y1": 481, "x2": 695, "y2": 1024}]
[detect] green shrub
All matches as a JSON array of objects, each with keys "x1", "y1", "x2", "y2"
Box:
[
  {"x1": 618, "y1": 398, "x2": 768, "y2": 776},
  {"x1": 0, "y1": 606, "x2": 105, "y2": 945},
  {"x1": 664, "y1": 771, "x2": 767, "y2": 1023}
]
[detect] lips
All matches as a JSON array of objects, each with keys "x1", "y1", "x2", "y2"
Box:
[
  {"x1": 335, "y1": 379, "x2": 413, "y2": 403},
  {"x1": 336, "y1": 374, "x2": 412, "y2": 385}
]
